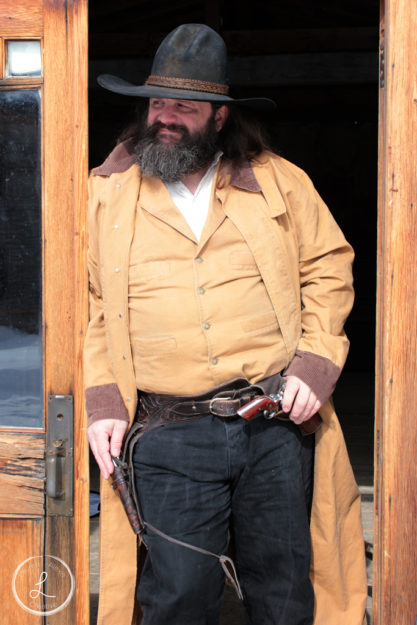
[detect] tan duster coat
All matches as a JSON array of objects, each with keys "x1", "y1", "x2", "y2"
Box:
[{"x1": 85, "y1": 142, "x2": 367, "y2": 625}]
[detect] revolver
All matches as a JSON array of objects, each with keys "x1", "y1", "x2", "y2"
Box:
[{"x1": 237, "y1": 389, "x2": 322, "y2": 436}]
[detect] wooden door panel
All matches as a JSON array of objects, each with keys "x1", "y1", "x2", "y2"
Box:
[
  {"x1": 0, "y1": 433, "x2": 45, "y2": 515},
  {"x1": 0, "y1": 1, "x2": 88, "y2": 624},
  {"x1": 2, "y1": 517, "x2": 44, "y2": 625},
  {"x1": 0, "y1": 1, "x2": 43, "y2": 37}
]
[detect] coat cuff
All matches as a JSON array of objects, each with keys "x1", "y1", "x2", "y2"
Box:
[
  {"x1": 85, "y1": 383, "x2": 130, "y2": 427},
  {"x1": 284, "y1": 350, "x2": 341, "y2": 404}
]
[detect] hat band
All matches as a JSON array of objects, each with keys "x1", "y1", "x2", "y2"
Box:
[{"x1": 145, "y1": 74, "x2": 229, "y2": 96}]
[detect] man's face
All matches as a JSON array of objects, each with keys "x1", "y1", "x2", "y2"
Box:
[
  {"x1": 134, "y1": 98, "x2": 229, "y2": 183},
  {"x1": 147, "y1": 98, "x2": 226, "y2": 144}
]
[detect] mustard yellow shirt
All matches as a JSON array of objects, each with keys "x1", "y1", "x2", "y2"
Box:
[{"x1": 128, "y1": 170, "x2": 287, "y2": 394}]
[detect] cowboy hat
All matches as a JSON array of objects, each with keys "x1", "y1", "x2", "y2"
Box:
[{"x1": 98, "y1": 24, "x2": 276, "y2": 112}]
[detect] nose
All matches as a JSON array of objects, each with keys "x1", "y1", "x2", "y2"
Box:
[{"x1": 154, "y1": 102, "x2": 178, "y2": 125}]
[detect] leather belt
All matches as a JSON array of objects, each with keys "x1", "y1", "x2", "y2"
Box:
[{"x1": 137, "y1": 377, "x2": 266, "y2": 423}]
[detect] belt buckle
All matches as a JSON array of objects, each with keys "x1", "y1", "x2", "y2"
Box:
[
  {"x1": 209, "y1": 390, "x2": 254, "y2": 417},
  {"x1": 209, "y1": 397, "x2": 227, "y2": 416},
  {"x1": 209, "y1": 395, "x2": 241, "y2": 417}
]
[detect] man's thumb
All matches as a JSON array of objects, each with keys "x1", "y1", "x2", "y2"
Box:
[{"x1": 110, "y1": 420, "x2": 128, "y2": 457}]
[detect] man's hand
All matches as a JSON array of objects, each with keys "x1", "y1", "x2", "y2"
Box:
[
  {"x1": 87, "y1": 419, "x2": 129, "y2": 479},
  {"x1": 281, "y1": 376, "x2": 322, "y2": 424}
]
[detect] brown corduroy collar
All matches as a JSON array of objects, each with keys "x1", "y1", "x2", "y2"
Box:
[{"x1": 91, "y1": 139, "x2": 261, "y2": 193}]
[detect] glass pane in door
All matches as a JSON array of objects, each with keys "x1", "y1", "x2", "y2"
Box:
[
  {"x1": 6, "y1": 41, "x2": 42, "y2": 77},
  {"x1": 0, "y1": 89, "x2": 42, "y2": 427}
]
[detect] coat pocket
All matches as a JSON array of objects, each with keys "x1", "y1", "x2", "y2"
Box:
[
  {"x1": 241, "y1": 311, "x2": 279, "y2": 334},
  {"x1": 229, "y1": 250, "x2": 258, "y2": 270},
  {"x1": 129, "y1": 261, "x2": 171, "y2": 282},
  {"x1": 134, "y1": 335, "x2": 177, "y2": 357}
]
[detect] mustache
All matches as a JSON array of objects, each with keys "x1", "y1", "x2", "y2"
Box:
[
  {"x1": 135, "y1": 113, "x2": 219, "y2": 183},
  {"x1": 146, "y1": 120, "x2": 190, "y2": 140}
]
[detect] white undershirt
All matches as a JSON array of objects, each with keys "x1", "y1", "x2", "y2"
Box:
[{"x1": 165, "y1": 152, "x2": 222, "y2": 240}]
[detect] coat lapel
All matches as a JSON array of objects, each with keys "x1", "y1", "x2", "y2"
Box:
[
  {"x1": 216, "y1": 163, "x2": 301, "y2": 359},
  {"x1": 100, "y1": 164, "x2": 140, "y2": 424}
]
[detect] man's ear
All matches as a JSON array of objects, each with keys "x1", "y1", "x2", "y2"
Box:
[{"x1": 214, "y1": 105, "x2": 229, "y2": 132}]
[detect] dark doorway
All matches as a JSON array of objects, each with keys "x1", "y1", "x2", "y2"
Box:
[{"x1": 88, "y1": 2, "x2": 379, "y2": 622}]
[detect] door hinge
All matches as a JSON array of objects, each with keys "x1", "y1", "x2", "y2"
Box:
[{"x1": 46, "y1": 394, "x2": 74, "y2": 516}]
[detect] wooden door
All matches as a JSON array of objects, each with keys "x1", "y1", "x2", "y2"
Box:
[
  {"x1": 0, "y1": 1, "x2": 88, "y2": 624},
  {"x1": 375, "y1": 0, "x2": 417, "y2": 623}
]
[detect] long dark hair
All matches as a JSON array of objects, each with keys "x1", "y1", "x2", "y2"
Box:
[
  {"x1": 117, "y1": 101, "x2": 271, "y2": 164},
  {"x1": 215, "y1": 103, "x2": 271, "y2": 162}
]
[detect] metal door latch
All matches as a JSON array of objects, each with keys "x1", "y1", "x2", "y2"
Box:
[{"x1": 46, "y1": 394, "x2": 74, "y2": 516}]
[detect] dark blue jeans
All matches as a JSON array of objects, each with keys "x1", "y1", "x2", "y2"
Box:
[{"x1": 133, "y1": 413, "x2": 314, "y2": 625}]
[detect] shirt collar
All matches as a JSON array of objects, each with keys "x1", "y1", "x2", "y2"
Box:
[{"x1": 165, "y1": 151, "x2": 223, "y2": 199}]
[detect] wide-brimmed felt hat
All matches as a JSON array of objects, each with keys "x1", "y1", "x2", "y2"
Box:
[{"x1": 98, "y1": 24, "x2": 276, "y2": 112}]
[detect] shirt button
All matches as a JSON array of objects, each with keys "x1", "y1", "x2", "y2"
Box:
[
  {"x1": 116, "y1": 183, "x2": 121, "y2": 188},
  {"x1": 198, "y1": 287, "x2": 205, "y2": 295},
  {"x1": 126, "y1": 397, "x2": 131, "y2": 401},
  {"x1": 195, "y1": 257, "x2": 203, "y2": 263},
  {"x1": 203, "y1": 322, "x2": 211, "y2": 330},
  {"x1": 122, "y1": 355, "x2": 127, "y2": 360},
  {"x1": 211, "y1": 357, "x2": 218, "y2": 365},
  {"x1": 119, "y1": 313, "x2": 123, "y2": 318},
  {"x1": 114, "y1": 224, "x2": 119, "y2": 229},
  {"x1": 115, "y1": 268, "x2": 120, "y2": 273}
]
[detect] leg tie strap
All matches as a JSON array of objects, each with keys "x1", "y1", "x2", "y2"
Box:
[{"x1": 144, "y1": 521, "x2": 244, "y2": 601}]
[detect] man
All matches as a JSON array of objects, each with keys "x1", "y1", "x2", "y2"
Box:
[{"x1": 85, "y1": 24, "x2": 367, "y2": 625}]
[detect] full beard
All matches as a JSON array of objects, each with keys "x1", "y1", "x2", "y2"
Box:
[{"x1": 134, "y1": 115, "x2": 220, "y2": 183}]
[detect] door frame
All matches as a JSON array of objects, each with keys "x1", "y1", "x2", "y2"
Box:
[
  {"x1": 374, "y1": 0, "x2": 417, "y2": 623},
  {"x1": 2, "y1": 0, "x2": 417, "y2": 623},
  {"x1": 40, "y1": 0, "x2": 417, "y2": 622},
  {"x1": 44, "y1": 0, "x2": 417, "y2": 621},
  {"x1": 43, "y1": 1, "x2": 89, "y2": 624}
]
